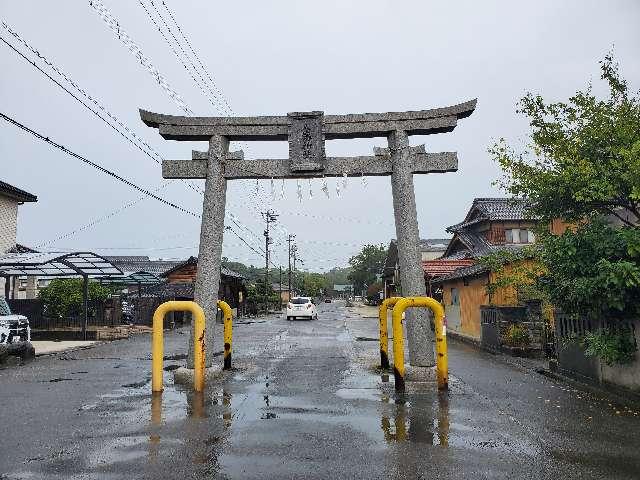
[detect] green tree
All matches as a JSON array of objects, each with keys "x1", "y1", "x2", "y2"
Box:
[
  {"x1": 539, "y1": 220, "x2": 640, "y2": 320},
  {"x1": 38, "y1": 279, "x2": 113, "y2": 319},
  {"x1": 301, "y1": 272, "x2": 328, "y2": 298},
  {"x1": 491, "y1": 55, "x2": 640, "y2": 364},
  {"x1": 322, "y1": 266, "x2": 352, "y2": 287},
  {"x1": 490, "y1": 54, "x2": 640, "y2": 226},
  {"x1": 347, "y1": 244, "x2": 387, "y2": 292}
]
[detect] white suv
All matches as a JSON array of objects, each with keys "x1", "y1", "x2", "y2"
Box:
[
  {"x1": 286, "y1": 297, "x2": 317, "y2": 321},
  {"x1": 0, "y1": 297, "x2": 31, "y2": 345}
]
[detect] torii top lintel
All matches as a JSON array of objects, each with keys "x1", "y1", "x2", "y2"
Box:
[
  {"x1": 139, "y1": 99, "x2": 476, "y2": 179},
  {"x1": 139, "y1": 99, "x2": 476, "y2": 141}
]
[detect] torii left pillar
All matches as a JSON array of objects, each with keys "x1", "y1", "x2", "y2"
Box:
[{"x1": 188, "y1": 135, "x2": 229, "y2": 366}]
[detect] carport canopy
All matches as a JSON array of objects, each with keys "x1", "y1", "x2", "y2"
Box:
[
  {"x1": 98, "y1": 270, "x2": 160, "y2": 286},
  {"x1": 0, "y1": 252, "x2": 123, "y2": 340},
  {"x1": 0, "y1": 251, "x2": 122, "y2": 277}
]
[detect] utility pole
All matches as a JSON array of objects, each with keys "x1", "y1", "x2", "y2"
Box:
[
  {"x1": 262, "y1": 210, "x2": 278, "y2": 314},
  {"x1": 279, "y1": 266, "x2": 283, "y2": 309},
  {"x1": 287, "y1": 234, "x2": 295, "y2": 299},
  {"x1": 291, "y1": 244, "x2": 298, "y2": 296}
]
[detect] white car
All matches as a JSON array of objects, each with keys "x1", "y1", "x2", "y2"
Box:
[
  {"x1": 286, "y1": 297, "x2": 317, "y2": 321},
  {"x1": 0, "y1": 297, "x2": 31, "y2": 345}
]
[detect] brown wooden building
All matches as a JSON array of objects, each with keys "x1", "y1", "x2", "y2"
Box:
[
  {"x1": 160, "y1": 256, "x2": 246, "y2": 311},
  {"x1": 430, "y1": 198, "x2": 546, "y2": 341}
]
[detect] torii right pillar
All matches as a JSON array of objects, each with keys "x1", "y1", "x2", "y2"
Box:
[{"x1": 389, "y1": 129, "x2": 433, "y2": 367}]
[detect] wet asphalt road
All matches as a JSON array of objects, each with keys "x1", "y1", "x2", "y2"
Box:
[{"x1": 1, "y1": 301, "x2": 640, "y2": 479}]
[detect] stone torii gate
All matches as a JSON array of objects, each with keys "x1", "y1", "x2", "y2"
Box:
[{"x1": 140, "y1": 99, "x2": 476, "y2": 369}]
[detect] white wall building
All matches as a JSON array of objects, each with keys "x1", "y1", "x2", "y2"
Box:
[{"x1": 0, "y1": 180, "x2": 37, "y2": 298}]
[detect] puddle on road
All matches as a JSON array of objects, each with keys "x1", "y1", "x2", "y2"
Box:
[
  {"x1": 335, "y1": 387, "x2": 381, "y2": 401},
  {"x1": 69, "y1": 323, "x2": 541, "y2": 476}
]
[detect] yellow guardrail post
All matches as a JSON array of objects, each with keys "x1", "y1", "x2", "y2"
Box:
[
  {"x1": 152, "y1": 300, "x2": 206, "y2": 393},
  {"x1": 391, "y1": 296, "x2": 448, "y2": 392},
  {"x1": 378, "y1": 297, "x2": 401, "y2": 369},
  {"x1": 218, "y1": 300, "x2": 233, "y2": 370}
]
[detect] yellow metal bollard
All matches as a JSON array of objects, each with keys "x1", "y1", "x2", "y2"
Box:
[
  {"x1": 378, "y1": 297, "x2": 402, "y2": 369},
  {"x1": 218, "y1": 300, "x2": 233, "y2": 370},
  {"x1": 391, "y1": 296, "x2": 448, "y2": 391},
  {"x1": 152, "y1": 300, "x2": 206, "y2": 393}
]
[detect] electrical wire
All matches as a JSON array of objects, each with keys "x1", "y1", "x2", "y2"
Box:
[
  {"x1": 36, "y1": 181, "x2": 171, "y2": 248},
  {"x1": 160, "y1": 0, "x2": 233, "y2": 115},
  {"x1": 91, "y1": 0, "x2": 279, "y2": 244},
  {"x1": 89, "y1": 0, "x2": 193, "y2": 114},
  {"x1": 1, "y1": 112, "x2": 200, "y2": 218},
  {"x1": 1, "y1": 21, "x2": 277, "y2": 251},
  {"x1": 139, "y1": 0, "x2": 228, "y2": 115},
  {"x1": 0, "y1": 22, "x2": 204, "y2": 197}
]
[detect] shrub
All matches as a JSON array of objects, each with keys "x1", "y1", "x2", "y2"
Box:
[
  {"x1": 583, "y1": 328, "x2": 637, "y2": 365},
  {"x1": 503, "y1": 324, "x2": 531, "y2": 348},
  {"x1": 38, "y1": 278, "x2": 112, "y2": 319}
]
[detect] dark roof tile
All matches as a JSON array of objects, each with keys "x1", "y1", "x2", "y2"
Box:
[{"x1": 0, "y1": 180, "x2": 37, "y2": 203}]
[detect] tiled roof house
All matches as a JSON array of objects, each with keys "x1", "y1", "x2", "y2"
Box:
[{"x1": 429, "y1": 198, "x2": 541, "y2": 341}]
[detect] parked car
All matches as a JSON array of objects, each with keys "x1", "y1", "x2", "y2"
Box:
[
  {"x1": 286, "y1": 297, "x2": 318, "y2": 321},
  {"x1": 0, "y1": 297, "x2": 31, "y2": 345},
  {"x1": 324, "y1": 298, "x2": 332, "y2": 303}
]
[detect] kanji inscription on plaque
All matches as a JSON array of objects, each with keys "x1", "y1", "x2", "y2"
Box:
[{"x1": 287, "y1": 111, "x2": 325, "y2": 171}]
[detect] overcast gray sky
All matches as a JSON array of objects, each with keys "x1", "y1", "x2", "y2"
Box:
[{"x1": 1, "y1": 1, "x2": 639, "y2": 272}]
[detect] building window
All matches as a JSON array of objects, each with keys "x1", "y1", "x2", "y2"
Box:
[
  {"x1": 450, "y1": 288, "x2": 459, "y2": 306},
  {"x1": 505, "y1": 228, "x2": 535, "y2": 244}
]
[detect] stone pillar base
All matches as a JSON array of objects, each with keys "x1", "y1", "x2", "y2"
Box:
[
  {"x1": 173, "y1": 365, "x2": 223, "y2": 386},
  {"x1": 405, "y1": 365, "x2": 437, "y2": 383}
]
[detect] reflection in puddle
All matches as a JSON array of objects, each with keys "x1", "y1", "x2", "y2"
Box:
[
  {"x1": 437, "y1": 393, "x2": 450, "y2": 447},
  {"x1": 149, "y1": 393, "x2": 162, "y2": 459},
  {"x1": 147, "y1": 386, "x2": 234, "y2": 463},
  {"x1": 380, "y1": 392, "x2": 449, "y2": 446},
  {"x1": 187, "y1": 391, "x2": 206, "y2": 419}
]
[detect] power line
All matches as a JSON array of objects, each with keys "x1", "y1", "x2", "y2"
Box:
[
  {"x1": 91, "y1": 1, "x2": 274, "y2": 211},
  {"x1": 2, "y1": 21, "x2": 274, "y2": 252},
  {"x1": 89, "y1": 0, "x2": 193, "y2": 114},
  {"x1": 1, "y1": 111, "x2": 200, "y2": 218},
  {"x1": 139, "y1": 0, "x2": 228, "y2": 115},
  {"x1": 37, "y1": 181, "x2": 170, "y2": 248},
  {"x1": 2, "y1": 18, "x2": 273, "y2": 264},
  {"x1": 160, "y1": 0, "x2": 233, "y2": 115},
  {"x1": 0, "y1": 22, "x2": 204, "y2": 197},
  {"x1": 88, "y1": 1, "x2": 287, "y2": 252},
  {"x1": 0, "y1": 35, "x2": 162, "y2": 169},
  {"x1": 133, "y1": 1, "x2": 279, "y2": 212},
  {"x1": 225, "y1": 225, "x2": 265, "y2": 258}
]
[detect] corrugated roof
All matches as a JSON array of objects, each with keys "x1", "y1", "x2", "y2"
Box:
[
  {"x1": 7, "y1": 244, "x2": 38, "y2": 254},
  {"x1": 138, "y1": 281, "x2": 194, "y2": 299},
  {"x1": 422, "y1": 259, "x2": 475, "y2": 277},
  {"x1": 383, "y1": 237, "x2": 452, "y2": 276},
  {"x1": 105, "y1": 256, "x2": 182, "y2": 276},
  {"x1": 0, "y1": 180, "x2": 37, "y2": 203},
  {"x1": 159, "y1": 256, "x2": 246, "y2": 279},
  {"x1": 418, "y1": 238, "x2": 451, "y2": 252}
]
